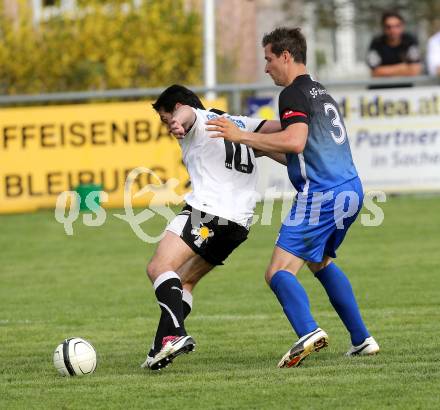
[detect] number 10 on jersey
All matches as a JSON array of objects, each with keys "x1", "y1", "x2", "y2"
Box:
[{"x1": 224, "y1": 140, "x2": 254, "y2": 174}]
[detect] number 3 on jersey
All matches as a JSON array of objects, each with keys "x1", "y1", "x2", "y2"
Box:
[
  {"x1": 324, "y1": 102, "x2": 346, "y2": 145},
  {"x1": 224, "y1": 140, "x2": 254, "y2": 174}
]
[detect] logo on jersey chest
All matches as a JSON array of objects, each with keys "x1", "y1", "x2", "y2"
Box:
[
  {"x1": 310, "y1": 87, "x2": 327, "y2": 99},
  {"x1": 191, "y1": 224, "x2": 214, "y2": 247},
  {"x1": 206, "y1": 113, "x2": 245, "y2": 129}
]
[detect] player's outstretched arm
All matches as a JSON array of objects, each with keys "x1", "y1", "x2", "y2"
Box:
[{"x1": 206, "y1": 117, "x2": 307, "y2": 154}]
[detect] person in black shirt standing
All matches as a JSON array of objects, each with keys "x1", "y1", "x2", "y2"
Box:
[{"x1": 367, "y1": 10, "x2": 422, "y2": 77}]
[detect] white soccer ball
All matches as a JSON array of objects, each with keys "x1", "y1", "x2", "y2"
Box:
[{"x1": 53, "y1": 337, "x2": 97, "y2": 376}]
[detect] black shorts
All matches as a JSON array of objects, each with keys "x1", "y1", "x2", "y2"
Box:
[{"x1": 166, "y1": 205, "x2": 249, "y2": 266}]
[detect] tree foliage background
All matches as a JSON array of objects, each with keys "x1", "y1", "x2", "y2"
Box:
[{"x1": 0, "y1": 0, "x2": 202, "y2": 94}]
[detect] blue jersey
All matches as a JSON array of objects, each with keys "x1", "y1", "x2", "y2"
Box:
[{"x1": 279, "y1": 75, "x2": 358, "y2": 194}]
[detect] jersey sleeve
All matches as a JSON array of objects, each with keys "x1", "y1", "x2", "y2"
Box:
[
  {"x1": 366, "y1": 38, "x2": 383, "y2": 69},
  {"x1": 404, "y1": 34, "x2": 421, "y2": 63},
  {"x1": 239, "y1": 116, "x2": 267, "y2": 132},
  {"x1": 278, "y1": 86, "x2": 310, "y2": 129},
  {"x1": 223, "y1": 114, "x2": 266, "y2": 133}
]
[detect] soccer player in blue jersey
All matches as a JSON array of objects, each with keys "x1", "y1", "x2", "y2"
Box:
[{"x1": 207, "y1": 27, "x2": 379, "y2": 367}]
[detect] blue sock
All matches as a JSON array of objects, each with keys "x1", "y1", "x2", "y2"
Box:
[
  {"x1": 270, "y1": 270, "x2": 318, "y2": 338},
  {"x1": 315, "y1": 263, "x2": 369, "y2": 346}
]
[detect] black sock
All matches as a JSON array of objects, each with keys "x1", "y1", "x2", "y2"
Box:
[
  {"x1": 149, "y1": 287, "x2": 193, "y2": 357},
  {"x1": 149, "y1": 271, "x2": 186, "y2": 355}
]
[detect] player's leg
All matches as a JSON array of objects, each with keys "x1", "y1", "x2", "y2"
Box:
[
  {"x1": 308, "y1": 256, "x2": 379, "y2": 355},
  {"x1": 143, "y1": 231, "x2": 196, "y2": 370},
  {"x1": 146, "y1": 230, "x2": 195, "y2": 336},
  {"x1": 148, "y1": 255, "x2": 213, "y2": 358},
  {"x1": 145, "y1": 248, "x2": 213, "y2": 370},
  {"x1": 145, "y1": 209, "x2": 247, "y2": 369},
  {"x1": 307, "y1": 177, "x2": 378, "y2": 355},
  {"x1": 308, "y1": 256, "x2": 370, "y2": 346},
  {"x1": 265, "y1": 246, "x2": 314, "y2": 336},
  {"x1": 168, "y1": 215, "x2": 246, "y2": 347},
  {"x1": 266, "y1": 246, "x2": 328, "y2": 368},
  {"x1": 144, "y1": 205, "x2": 222, "y2": 370},
  {"x1": 146, "y1": 205, "x2": 204, "y2": 341}
]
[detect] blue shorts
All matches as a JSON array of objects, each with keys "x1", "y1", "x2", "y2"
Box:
[{"x1": 276, "y1": 177, "x2": 364, "y2": 263}]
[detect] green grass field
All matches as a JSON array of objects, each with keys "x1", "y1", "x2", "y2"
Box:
[{"x1": 1, "y1": 196, "x2": 440, "y2": 409}]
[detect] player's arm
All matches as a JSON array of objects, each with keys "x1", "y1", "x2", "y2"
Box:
[
  {"x1": 208, "y1": 87, "x2": 309, "y2": 153},
  {"x1": 251, "y1": 120, "x2": 287, "y2": 164},
  {"x1": 169, "y1": 105, "x2": 196, "y2": 138},
  {"x1": 207, "y1": 120, "x2": 307, "y2": 154}
]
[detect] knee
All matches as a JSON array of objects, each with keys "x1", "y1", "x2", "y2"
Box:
[
  {"x1": 264, "y1": 266, "x2": 277, "y2": 285},
  {"x1": 265, "y1": 263, "x2": 300, "y2": 285},
  {"x1": 146, "y1": 260, "x2": 162, "y2": 282}
]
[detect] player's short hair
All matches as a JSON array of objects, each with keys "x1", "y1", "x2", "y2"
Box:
[
  {"x1": 152, "y1": 84, "x2": 205, "y2": 112},
  {"x1": 381, "y1": 10, "x2": 405, "y2": 26},
  {"x1": 262, "y1": 27, "x2": 307, "y2": 65}
]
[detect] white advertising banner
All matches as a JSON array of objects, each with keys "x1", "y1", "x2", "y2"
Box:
[
  {"x1": 333, "y1": 86, "x2": 440, "y2": 192},
  {"x1": 253, "y1": 86, "x2": 440, "y2": 195}
]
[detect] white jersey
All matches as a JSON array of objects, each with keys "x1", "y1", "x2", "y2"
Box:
[{"x1": 179, "y1": 108, "x2": 264, "y2": 227}]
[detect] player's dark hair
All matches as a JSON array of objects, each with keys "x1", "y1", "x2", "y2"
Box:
[
  {"x1": 381, "y1": 10, "x2": 405, "y2": 26},
  {"x1": 152, "y1": 84, "x2": 205, "y2": 112},
  {"x1": 262, "y1": 27, "x2": 307, "y2": 65}
]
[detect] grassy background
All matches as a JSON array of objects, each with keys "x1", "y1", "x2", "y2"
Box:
[{"x1": 1, "y1": 196, "x2": 439, "y2": 409}]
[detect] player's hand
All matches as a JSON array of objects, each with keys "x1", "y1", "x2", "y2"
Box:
[
  {"x1": 168, "y1": 118, "x2": 186, "y2": 139},
  {"x1": 206, "y1": 117, "x2": 243, "y2": 143}
]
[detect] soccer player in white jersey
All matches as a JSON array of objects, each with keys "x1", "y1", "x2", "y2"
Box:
[{"x1": 141, "y1": 84, "x2": 281, "y2": 370}]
